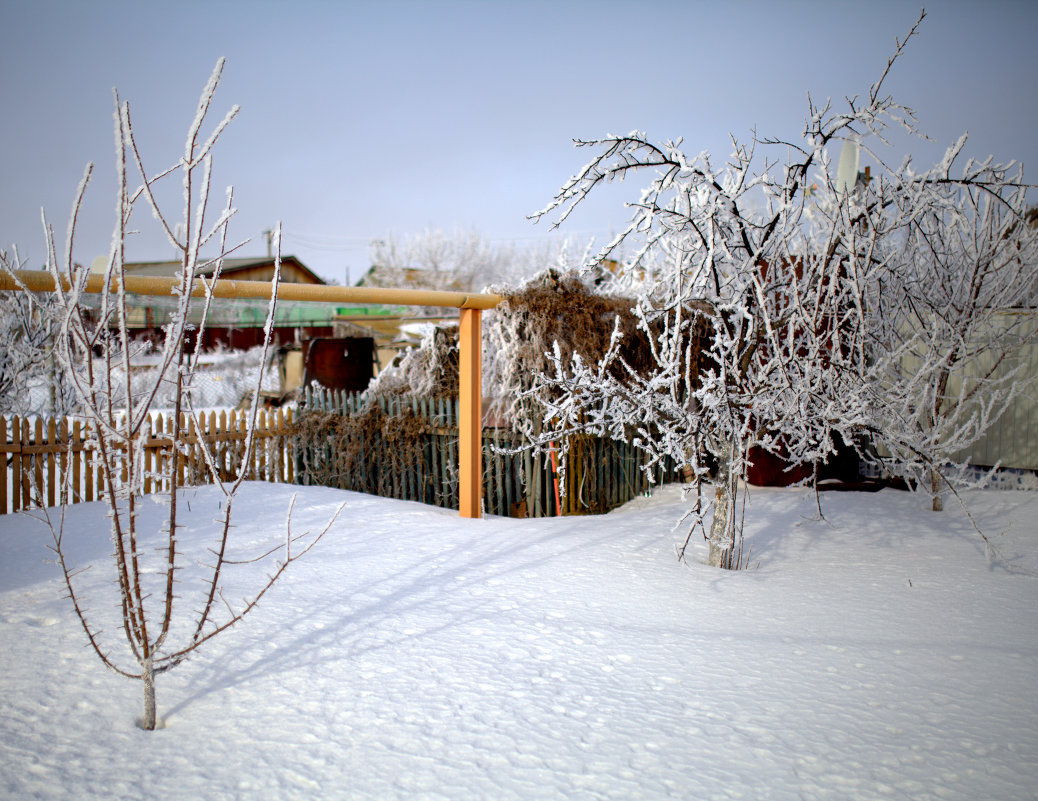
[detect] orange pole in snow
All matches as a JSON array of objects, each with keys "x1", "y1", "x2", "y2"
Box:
[
  {"x1": 4, "y1": 269, "x2": 500, "y2": 519},
  {"x1": 458, "y1": 307, "x2": 483, "y2": 519}
]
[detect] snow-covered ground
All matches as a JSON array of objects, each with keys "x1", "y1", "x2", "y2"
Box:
[{"x1": 1, "y1": 482, "x2": 1036, "y2": 800}]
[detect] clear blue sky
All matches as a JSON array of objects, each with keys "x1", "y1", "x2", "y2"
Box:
[{"x1": 2, "y1": 0, "x2": 1036, "y2": 285}]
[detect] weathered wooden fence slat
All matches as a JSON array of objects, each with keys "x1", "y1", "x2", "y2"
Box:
[{"x1": 0, "y1": 418, "x2": 7, "y2": 515}]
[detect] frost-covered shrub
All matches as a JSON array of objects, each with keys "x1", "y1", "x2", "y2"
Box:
[
  {"x1": 0, "y1": 283, "x2": 76, "y2": 416},
  {"x1": 527, "y1": 10, "x2": 1038, "y2": 567},
  {"x1": 365, "y1": 267, "x2": 676, "y2": 431}
]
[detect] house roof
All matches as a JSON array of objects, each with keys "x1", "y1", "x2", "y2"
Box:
[{"x1": 122, "y1": 256, "x2": 326, "y2": 285}]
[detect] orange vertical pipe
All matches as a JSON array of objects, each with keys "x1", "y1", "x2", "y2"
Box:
[{"x1": 458, "y1": 307, "x2": 482, "y2": 518}]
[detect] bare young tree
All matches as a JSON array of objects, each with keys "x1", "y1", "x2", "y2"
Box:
[
  {"x1": 1, "y1": 59, "x2": 343, "y2": 729},
  {"x1": 528, "y1": 10, "x2": 1034, "y2": 567}
]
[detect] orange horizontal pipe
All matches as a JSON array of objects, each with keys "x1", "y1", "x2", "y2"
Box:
[{"x1": 1, "y1": 269, "x2": 502, "y2": 310}]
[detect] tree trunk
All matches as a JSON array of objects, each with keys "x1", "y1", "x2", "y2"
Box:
[
  {"x1": 930, "y1": 467, "x2": 943, "y2": 512},
  {"x1": 708, "y1": 451, "x2": 737, "y2": 569},
  {"x1": 708, "y1": 482, "x2": 731, "y2": 568},
  {"x1": 929, "y1": 368, "x2": 950, "y2": 513},
  {"x1": 138, "y1": 658, "x2": 158, "y2": 730}
]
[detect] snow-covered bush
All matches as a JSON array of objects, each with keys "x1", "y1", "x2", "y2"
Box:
[
  {"x1": 483, "y1": 270, "x2": 643, "y2": 425},
  {"x1": 364, "y1": 267, "x2": 654, "y2": 428},
  {"x1": 0, "y1": 261, "x2": 76, "y2": 416},
  {"x1": 367, "y1": 324, "x2": 460, "y2": 398}
]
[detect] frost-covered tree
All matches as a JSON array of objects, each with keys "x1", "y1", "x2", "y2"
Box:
[
  {"x1": 368, "y1": 227, "x2": 581, "y2": 298},
  {"x1": 0, "y1": 252, "x2": 76, "y2": 416},
  {"x1": 529, "y1": 11, "x2": 1035, "y2": 567},
  {"x1": 858, "y1": 165, "x2": 1038, "y2": 511},
  {"x1": 0, "y1": 285, "x2": 52, "y2": 413},
  {"x1": 2, "y1": 60, "x2": 343, "y2": 729}
]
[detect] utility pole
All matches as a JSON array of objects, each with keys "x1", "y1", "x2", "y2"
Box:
[{"x1": 263, "y1": 229, "x2": 273, "y2": 258}]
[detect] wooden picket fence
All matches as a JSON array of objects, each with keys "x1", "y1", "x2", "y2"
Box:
[
  {"x1": 296, "y1": 387, "x2": 678, "y2": 517},
  {"x1": 1, "y1": 409, "x2": 295, "y2": 515},
  {"x1": 2, "y1": 392, "x2": 676, "y2": 517}
]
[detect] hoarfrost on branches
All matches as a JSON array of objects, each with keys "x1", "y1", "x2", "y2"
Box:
[
  {"x1": 0, "y1": 247, "x2": 78, "y2": 416},
  {"x1": 367, "y1": 227, "x2": 583, "y2": 303},
  {"x1": 366, "y1": 243, "x2": 599, "y2": 404},
  {"x1": 858, "y1": 153, "x2": 1038, "y2": 512},
  {"x1": 528, "y1": 9, "x2": 1037, "y2": 567}
]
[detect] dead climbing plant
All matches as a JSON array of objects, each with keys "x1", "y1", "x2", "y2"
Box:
[
  {"x1": 294, "y1": 401, "x2": 452, "y2": 501},
  {"x1": 485, "y1": 269, "x2": 710, "y2": 430}
]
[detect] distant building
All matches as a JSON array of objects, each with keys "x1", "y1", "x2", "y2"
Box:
[
  {"x1": 122, "y1": 255, "x2": 326, "y2": 286},
  {"x1": 117, "y1": 256, "x2": 336, "y2": 350}
]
